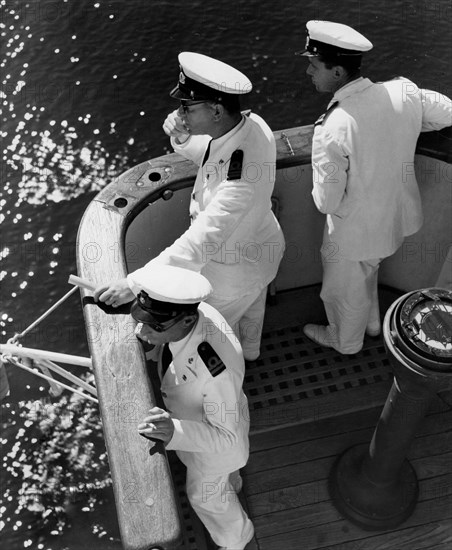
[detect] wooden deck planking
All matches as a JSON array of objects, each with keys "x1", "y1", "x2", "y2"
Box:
[
  {"x1": 249, "y1": 468, "x2": 452, "y2": 539},
  {"x1": 248, "y1": 405, "x2": 451, "y2": 475},
  {"x1": 243, "y1": 405, "x2": 452, "y2": 549},
  {"x1": 246, "y1": 452, "x2": 452, "y2": 520},
  {"x1": 249, "y1": 381, "x2": 393, "y2": 433},
  {"x1": 249, "y1": 406, "x2": 382, "y2": 453},
  {"x1": 317, "y1": 522, "x2": 452, "y2": 550},
  {"x1": 255, "y1": 494, "x2": 452, "y2": 550}
]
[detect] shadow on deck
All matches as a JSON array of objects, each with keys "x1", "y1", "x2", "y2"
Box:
[{"x1": 170, "y1": 285, "x2": 452, "y2": 550}]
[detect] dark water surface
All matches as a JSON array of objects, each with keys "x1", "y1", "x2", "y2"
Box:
[{"x1": 1, "y1": 0, "x2": 451, "y2": 548}]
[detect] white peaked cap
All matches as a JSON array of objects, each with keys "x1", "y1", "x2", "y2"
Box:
[
  {"x1": 170, "y1": 51, "x2": 252, "y2": 99},
  {"x1": 302, "y1": 21, "x2": 373, "y2": 56}
]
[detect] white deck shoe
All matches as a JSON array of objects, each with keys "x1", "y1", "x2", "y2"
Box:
[
  {"x1": 303, "y1": 324, "x2": 362, "y2": 355},
  {"x1": 303, "y1": 323, "x2": 337, "y2": 349},
  {"x1": 365, "y1": 323, "x2": 381, "y2": 337}
]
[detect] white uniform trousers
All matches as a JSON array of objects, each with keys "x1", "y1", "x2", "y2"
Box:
[
  {"x1": 185, "y1": 466, "x2": 254, "y2": 548},
  {"x1": 207, "y1": 287, "x2": 267, "y2": 361},
  {"x1": 320, "y1": 254, "x2": 381, "y2": 354}
]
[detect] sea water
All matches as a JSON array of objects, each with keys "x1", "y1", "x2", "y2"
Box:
[{"x1": 1, "y1": 1, "x2": 451, "y2": 548}]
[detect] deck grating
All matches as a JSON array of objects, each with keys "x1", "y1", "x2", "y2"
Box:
[
  {"x1": 246, "y1": 324, "x2": 391, "y2": 411},
  {"x1": 247, "y1": 326, "x2": 394, "y2": 433}
]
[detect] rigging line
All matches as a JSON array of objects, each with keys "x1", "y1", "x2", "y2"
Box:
[
  {"x1": 34, "y1": 360, "x2": 63, "y2": 397},
  {"x1": 1, "y1": 343, "x2": 92, "y2": 368},
  {"x1": 14, "y1": 285, "x2": 79, "y2": 340},
  {"x1": 3, "y1": 355, "x2": 99, "y2": 404},
  {"x1": 35, "y1": 358, "x2": 98, "y2": 397}
]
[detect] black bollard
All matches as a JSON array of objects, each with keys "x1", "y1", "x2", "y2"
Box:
[{"x1": 329, "y1": 288, "x2": 452, "y2": 530}]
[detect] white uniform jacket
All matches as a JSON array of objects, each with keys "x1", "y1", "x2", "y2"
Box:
[
  {"x1": 129, "y1": 112, "x2": 285, "y2": 299},
  {"x1": 312, "y1": 77, "x2": 451, "y2": 261},
  {"x1": 162, "y1": 302, "x2": 250, "y2": 475}
]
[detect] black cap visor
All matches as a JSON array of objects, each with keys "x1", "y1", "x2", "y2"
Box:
[
  {"x1": 131, "y1": 300, "x2": 164, "y2": 324},
  {"x1": 297, "y1": 37, "x2": 363, "y2": 58},
  {"x1": 170, "y1": 74, "x2": 231, "y2": 101},
  {"x1": 131, "y1": 293, "x2": 199, "y2": 325}
]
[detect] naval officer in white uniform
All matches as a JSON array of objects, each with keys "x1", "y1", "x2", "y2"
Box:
[
  {"x1": 133, "y1": 265, "x2": 254, "y2": 550},
  {"x1": 300, "y1": 21, "x2": 452, "y2": 354},
  {"x1": 94, "y1": 52, "x2": 285, "y2": 362}
]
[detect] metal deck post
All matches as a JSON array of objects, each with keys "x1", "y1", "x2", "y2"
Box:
[{"x1": 329, "y1": 288, "x2": 452, "y2": 530}]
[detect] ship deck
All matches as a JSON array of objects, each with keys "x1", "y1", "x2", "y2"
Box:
[{"x1": 170, "y1": 285, "x2": 452, "y2": 550}]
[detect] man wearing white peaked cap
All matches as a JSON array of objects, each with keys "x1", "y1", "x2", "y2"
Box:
[
  {"x1": 170, "y1": 51, "x2": 253, "y2": 98},
  {"x1": 300, "y1": 21, "x2": 452, "y2": 355},
  {"x1": 132, "y1": 265, "x2": 254, "y2": 550},
  {"x1": 95, "y1": 52, "x2": 285, "y2": 363}
]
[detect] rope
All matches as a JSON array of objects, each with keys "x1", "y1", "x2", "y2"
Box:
[
  {"x1": 3, "y1": 355, "x2": 98, "y2": 404},
  {"x1": 2, "y1": 279, "x2": 98, "y2": 402},
  {"x1": 34, "y1": 360, "x2": 63, "y2": 397},
  {"x1": 36, "y1": 358, "x2": 98, "y2": 397},
  {"x1": 13, "y1": 285, "x2": 79, "y2": 341}
]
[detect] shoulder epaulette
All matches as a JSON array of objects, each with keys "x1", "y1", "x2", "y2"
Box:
[
  {"x1": 197, "y1": 342, "x2": 226, "y2": 377},
  {"x1": 227, "y1": 149, "x2": 244, "y2": 180},
  {"x1": 314, "y1": 101, "x2": 339, "y2": 127}
]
